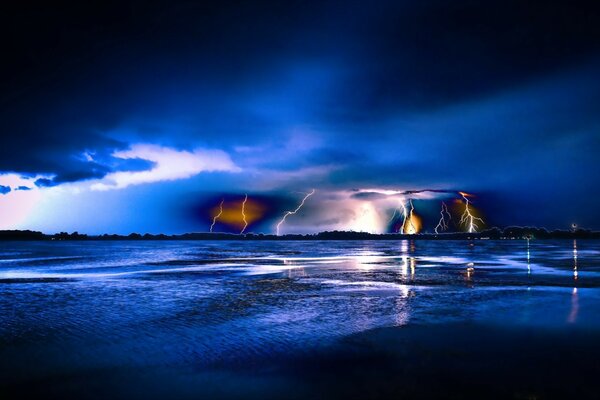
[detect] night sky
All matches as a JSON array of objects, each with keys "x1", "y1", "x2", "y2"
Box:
[{"x1": 1, "y1": 0, "x2": 599, "y2": 234}]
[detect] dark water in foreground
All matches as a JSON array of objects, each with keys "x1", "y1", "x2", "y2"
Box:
[{"x1": 1, "y1": 239, "x2": 599, "y2": 399}]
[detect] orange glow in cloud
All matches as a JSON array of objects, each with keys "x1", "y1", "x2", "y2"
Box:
[
  {"x1": 402, "y1": 212, "x2": 422, "y2": 234},
  {"x1": 399, "y1": 199, "x2": 422, "y2": 234},
  {"x1": 209, "y1": 197, "x2": 266, "y2": 231}
]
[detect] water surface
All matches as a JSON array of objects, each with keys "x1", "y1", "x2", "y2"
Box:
[{"x1": 1, "y1": 239, "x2": 598, "y2": 398}]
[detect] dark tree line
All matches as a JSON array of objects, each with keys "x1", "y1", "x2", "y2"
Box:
[{"x1": 0, "y1": 227, "x2": 598, "y2": 241}]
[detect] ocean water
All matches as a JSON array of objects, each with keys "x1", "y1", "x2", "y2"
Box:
[{"x1": 1, "y1": 239, "x2": 599, "y2": 399}]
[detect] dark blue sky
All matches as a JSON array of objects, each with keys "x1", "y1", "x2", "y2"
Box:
[{"x1": 1, "y1": 0, "x2": 599, "y2": 234}]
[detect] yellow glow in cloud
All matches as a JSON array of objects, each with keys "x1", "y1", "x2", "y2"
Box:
[
  {"x1": 212, "y1": 198, "x2": 266, "y2": 230},
  {"x1": 402, "y1": 212, "x2": 422, "y2": 234}
]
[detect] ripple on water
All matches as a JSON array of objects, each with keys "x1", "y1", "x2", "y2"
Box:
[{"x1": 1, "y1": 239, "x2": 599, "y2": 378}]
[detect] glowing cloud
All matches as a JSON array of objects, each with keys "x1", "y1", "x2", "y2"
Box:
[
  {"x1": 402, "y1": 199, "x2": 421, "y2": 234},
  {"x1": 0, "y1": 174, "x2": 42, "y2": 229},
  {"x1": 208, "y1": 196, "x2": 266, "y2": 232},
  {"x1": 91, "y1": 144, "x2": 240, "y2": 190},
  {"x1": 349, "y1": 202, "x2": 381, "y2": 233}
]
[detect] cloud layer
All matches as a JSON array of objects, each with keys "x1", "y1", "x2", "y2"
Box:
[
  {"x1": 1, "y1": 1, "x2": 599, "y2": 231},
  {"x1": 91, "y1": 144, "x2": 240, "y2": 190}
]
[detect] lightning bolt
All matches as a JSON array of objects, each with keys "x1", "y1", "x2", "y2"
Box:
[
  {"x1": 209, "y1": 198, "x2": 224, "y2": 233},
  {"x1": 276, "y1": 189, "x2": 315, "y2": 236},
  {"x1": 434, "y1": 202, "x2": 451, "y2": 234},
  {"x1": 399, "y1": 201, "x2": 408, "y2": 233},
  {"x1": 388, "y1": 206, "x2": 399, "y2": 223},
  {"x1": 401, "y1": 199, "x2": 417, "y2": 234},
  {"x1": 407, "y1": 200, "x2": 417, "y2": 234},
  {"x1": 389, "y1": 199, "x2": 405, "y2": 226},
  {"x1": 240, "y1": 194, "x2": 248, "y2": 234},
  {"x1": 459, "y1": 192, "x2": 484, "y2": 233}
]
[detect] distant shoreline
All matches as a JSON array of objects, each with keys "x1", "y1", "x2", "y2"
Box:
[{"x1": 1, "y1": 228, "x2": 598, "y2": 241}]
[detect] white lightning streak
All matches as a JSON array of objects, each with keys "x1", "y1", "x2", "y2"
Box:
[
  {"x1": 240, "y1": 194, "x2": 249, "y2": 234},
  {"x1": 210, "y1": 198, "x2": 224, "y2": 233},
  {"x1": 388, "y1": 199, "x2": 405, "y2": 226},
  {"x1": 434, "y1": 202, "x2": 451, "y2": 234},
  {"x1": 389, "y1": 206, "x2": 399, "y2": 223},
  {"x1": 399, "y1": 201, "x2": 408, "y2": 233},
  {"x1": 276, "y1": 189, "x2": 315, "y2": 236},
  {"x1": 459, "y1": 192, "x2": 484, "y2": 233}
]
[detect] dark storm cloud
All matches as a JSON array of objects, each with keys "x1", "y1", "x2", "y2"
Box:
[
  {"x1": 331, "y1": 0, "x2": 600, "y2": 117},
  {"x1": 3, "y1": 0, "x2": 599, "y2": 156},
  {"x1": 30, "y1": 153, "x2": 156, "y2": 187}
]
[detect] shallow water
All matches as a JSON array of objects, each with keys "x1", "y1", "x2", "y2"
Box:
[{"x1": 0, "y1": 239, "x2": 599, "y2": 398}]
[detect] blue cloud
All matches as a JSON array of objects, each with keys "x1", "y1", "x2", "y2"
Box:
[{"x1": 1, "y1": 0, "x2": 600, "y2": 230}]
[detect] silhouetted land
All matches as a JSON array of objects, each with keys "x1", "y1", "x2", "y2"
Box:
[{"x1": 1, "y1": 227, "x2": 598, "y2": 241}]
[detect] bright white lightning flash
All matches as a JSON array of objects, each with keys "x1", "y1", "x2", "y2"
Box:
[
  {"x1": 434, "y1": 202, "x2": 451, "y2": 234},
  {"x1": 459, "y1": 192, "x2": 484, "y2": 233},
  {"x1": 276, "y1": 189, "x2": 315, "y2": 235},
  {"x1": 210, "y1": 198, "x2": 224, "y2": 233},
  {"x1": 240, "y1": 194, "x2": 249, "y2": 234}
]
